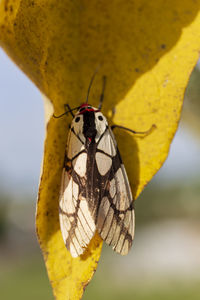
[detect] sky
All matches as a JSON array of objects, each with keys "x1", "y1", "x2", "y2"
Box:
[
  {"x1": 0, "y1": 49, "x2": 44, "y2": 198},
  {"x1": 0, "y1": 48, "x2": 200, "y2": 199}
]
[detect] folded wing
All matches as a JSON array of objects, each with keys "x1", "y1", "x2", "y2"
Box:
[{"x1": 96, "y1": 128, "x2": 135, "y2": 255}]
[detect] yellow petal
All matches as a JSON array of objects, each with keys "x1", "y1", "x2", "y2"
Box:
[{"x1": 1, "y1": 1, "x2": 200, "y2": 300}]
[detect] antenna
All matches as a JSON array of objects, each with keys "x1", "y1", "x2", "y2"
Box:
[{"x1": 86, "y1": 66, "x2": 100, "y2": 103}]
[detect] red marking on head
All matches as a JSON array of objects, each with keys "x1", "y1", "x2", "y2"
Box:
[
  {"x1": 80, "y1": 103, "x2": 89, "y2": 109},
  {"x1": 78, "y1": 103, "x2": 100, "y2": 115}
]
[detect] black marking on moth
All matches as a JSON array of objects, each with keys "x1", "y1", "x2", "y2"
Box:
[{"x1": 83, "y1": 111, "x2": 97, "y2": 145}]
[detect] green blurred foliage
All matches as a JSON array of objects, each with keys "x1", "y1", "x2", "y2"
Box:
[
  {"x1": 136, "y1": 180, "x2": 200, "y2": 225},
  {"x1": 0, "y1": 255, "x2": 200, "y2": 300},
  {"x1": 0, "y1": 196, "x2": 9, "y2": 240},
  {"x1": 185, "y1": 66, "x2": 200, "y2": 113},
  {"x1": 183, "y1": 66, "x2": 200, "y2": 135},
  {"x1": 0, "y1": 256, "x2": 53, "y2": 300},
  {"x1": 84, "y1": 281, "x2": 200, "y2": 300}
]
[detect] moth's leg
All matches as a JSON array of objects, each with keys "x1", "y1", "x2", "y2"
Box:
[
  {"x1": 98, "y1": 76, "x2": 107, "y2": 110},
  {"x1": 111, "y1": 124, "x2": 156, "y2": 136},
  {"x1": 53, "y1": 104, "x2": 75, "y2": 118},
  {"x1": 64, "y1": 104, "x2": 75, "y2": 118}
]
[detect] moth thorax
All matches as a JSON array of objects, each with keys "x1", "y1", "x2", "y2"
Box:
[{"x1": 83, "y1": 111, "x2": 97, "y2": 141}]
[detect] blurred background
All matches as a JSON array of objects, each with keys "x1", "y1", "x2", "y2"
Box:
[{"x1": 0, "y1": 47, "x2": 200, "y2": 300}]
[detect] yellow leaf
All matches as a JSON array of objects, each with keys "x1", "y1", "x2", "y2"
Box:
[{"x1": 1, "y1": 1, "x2": 200, "y2": 299}]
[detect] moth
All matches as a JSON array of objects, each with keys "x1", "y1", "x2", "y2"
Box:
[{"x1": 54, "y1": 75, "x2": 149, "y2": 258}]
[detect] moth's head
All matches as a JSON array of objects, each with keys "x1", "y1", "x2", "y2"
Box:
[
  {"x1": 76, "y1": 103, "x2": 99, "y2": 115},
  {"x1": 71, "y1": 104, "x2": 98, "y2": 131},
  {"x1": 71, "y1": 103, "x2": 108, "y2": 142}
]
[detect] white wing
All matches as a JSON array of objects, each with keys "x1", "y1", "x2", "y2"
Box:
[
  {"x1": 96, "y1": 127, "x2": 135, "y2": 255},
  {"x1": 59, "y1": 129, "x2": 96, "y2": 257}
]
